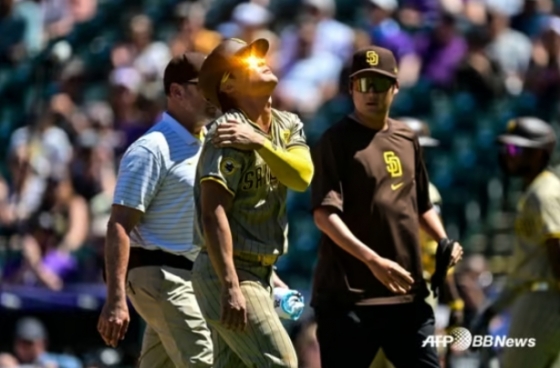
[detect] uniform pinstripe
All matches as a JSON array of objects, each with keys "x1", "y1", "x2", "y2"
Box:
[
  {"x1": 501, "y1": 171, "x2": 560, "y2": 368},
  {"x1": 192, "y1": 108, "x2": 305, "y2": 368},
  {"x1": 113, "y1": 113, "x2": 213, "y2": 368}
]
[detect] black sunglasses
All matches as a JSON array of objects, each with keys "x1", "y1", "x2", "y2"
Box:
[{"x1": 353, "y1": 76, "x2": 394, "y2": 93}]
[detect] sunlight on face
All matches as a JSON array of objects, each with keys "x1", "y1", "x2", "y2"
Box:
[{"x1": 244, "y1": 55, "x2": 263, "y2": 70}]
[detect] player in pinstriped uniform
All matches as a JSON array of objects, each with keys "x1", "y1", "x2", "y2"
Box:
[
  {"x1": 191, "y1": 38, "x2": 313, "y2": 367},
  {"x1": 473, "y1": 117, "x2": 560, "y2": 368}
]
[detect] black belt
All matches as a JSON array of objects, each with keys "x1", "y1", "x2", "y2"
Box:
[{"x1": 128, "y1": 248, "x2": 194, "y2": 271}]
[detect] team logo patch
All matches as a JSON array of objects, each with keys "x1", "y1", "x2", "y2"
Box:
[
  {"x1": 383, "y1": 151, "x2": 403, "y2": 178},
  {"x1": 220, "y1": 158, "x2": 240, "y2": 176},
  {"x1": 281, "y1": 130, "x2": 290, "y2": 144},
  {"x1": 366, "y1": 51, "x2": 379, "y2": 66}
]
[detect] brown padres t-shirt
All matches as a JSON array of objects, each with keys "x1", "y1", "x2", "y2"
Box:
[{"x1": 311, "y1": 116, "x2": 432, "y2": 307}]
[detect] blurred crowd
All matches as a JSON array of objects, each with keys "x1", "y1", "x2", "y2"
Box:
[{"x1": 0, "y1": 0, "x2": 560, "y2": 366}]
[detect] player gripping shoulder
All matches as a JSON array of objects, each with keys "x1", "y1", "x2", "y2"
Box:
[
  {"x1": 97, "y1": 53, "x2": 218, "y2": 368},
  {"x1": 310, "y1": 46, "x2": 463, "y2": 368},
  {"x1": 473, "y1": 117, "x2": 560, "y2": 368},
  {"x1": 191, "y1": 38, "x2": 313, "y2": 368}
]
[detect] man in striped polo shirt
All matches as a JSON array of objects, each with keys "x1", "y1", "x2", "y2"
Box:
[{"x1": 97, "y1": 53, "x2": 219, "y2": 368}]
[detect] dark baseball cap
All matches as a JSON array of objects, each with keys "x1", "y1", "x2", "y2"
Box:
[
  {"x1": 350, "y1": 46, "x2": 398, "y2": 80},
  {"x1": 497, "y1": 117, "x2": 556, "y2": 154},
  {"x1": 399, "y1": 117, "x2": 440, "y2": 147},
  {"x1": 15, "y1": 317, "x2": 47, "y2": 341},
  {"x1": 198, "y1": 38, "x2": 269, "y2": 109},
  {"x1": 163, "y1": 52, "x2": 207, "y2": 95}
]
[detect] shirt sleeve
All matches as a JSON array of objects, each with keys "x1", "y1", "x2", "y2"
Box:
[
  {"x1": 198, "y1": 142, "x2": 248, "y2": 196},
  {"x1": 537, "y1": 192, "x2": 560, "y2": 240},
  {"x1": 311, "y1": 132, "x2": 343, "y2": 212},
  {"x1": 286, "y1": 113, "x2": 309, "y2": 150},
  {"x1": 113, "y1": 145, "x2": 164, "y2": 213},
  {"x1": 415, "y1": 137, "x2": 433, "y2": 214}
]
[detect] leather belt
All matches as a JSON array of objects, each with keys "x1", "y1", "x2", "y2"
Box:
[
  {"x1": 233, "y1": 250, "x2": 278, "y2": 266},
  {"x1": 128, "y1": 248, "x2": 193, "y2": 271}
]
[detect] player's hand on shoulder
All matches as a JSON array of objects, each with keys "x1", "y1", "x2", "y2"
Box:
[
  {"x1": 213, "y1": 119, "x2": 265, "y2": 151},
  {"x1": 366, "y1": 257, "x2": 414, "y2": 294},
  {"x1": 220, "y1": 285, "x2": 248, "y2": 331}
]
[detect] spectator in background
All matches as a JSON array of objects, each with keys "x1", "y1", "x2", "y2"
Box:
[
  {"x1": 365, "y1": 0, "x2": 421, "y2": 87},
  {"x1": 128, "y1": 14, "x2": 171, "y2": 80},
  {"x1": 230, "y1": 2, "x2": 278, "y2": 51},
  {"x1": 524, "y1": 15, "x2": 560, "y2": 119},
  {"x1": 278, "y1": 0, "x2": 354, "y2": 74},
  {"x1": 455, "y1": 26, "x2": 505, "y2": 108},
  {"x1": 6, "y1": 173, "x2": 88, "y2": 290},
  {"x1": 275, "y1": 17, "x2": 343, "y2": 117},
  {"x1": 9, "y1": 109, "x2": 73, "y2": 181},
  {"x1": 108, "y1": 67, "x2": 148, "y2": 155},
  {"x1": 486, "y1": 7, "x2": 532, "y2": 94},
  {"x1": 44, "y1": 0, "x2": 74, "y2": 39},
  {"x1": 0, "y1": 0, "x2": 27, "y2": 65},
  {"x1": 0, "y1": 146, "x2": 47, "y2": 235},
  {"x1": 171, "y1": 2, "x2": 221, "y2": 56},
  {"x1": 0, "y1": 317, "x2": 82, "y2": 368},
  {"x1": 511, "y1": 0, "x2": 553, "y2": 39},
  {"x1": 416, "y1": 13, "x2": 467, "y2": 90}
]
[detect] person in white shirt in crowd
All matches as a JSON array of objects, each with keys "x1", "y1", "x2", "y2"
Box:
[{"x1": 97, "y1": 52, "x2": 219, "y2": 368}]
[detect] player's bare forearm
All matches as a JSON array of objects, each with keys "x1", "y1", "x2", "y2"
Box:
[
  {"x1": 105, "y1": 222, "x2": 129, "y2": 301},
  {"x1": 272, "y1": 270, "x2": 289, "y2": 289},
  {"x1": 105, "y1": 205, "x2": 142, "y2": 301},
  {"x1": 200, "y1": 180, "x2": 239, "y2": 287},
  {"x1": 545, "y1": 238, "x2": 560, "y2": 280},
  {"x1": 419, "y1": 208, "x2": 447, "y2": 242},
  {"x1": 313, "y1": 206, "x2": 380, "y2": 264},
  {"x1": 257, "y1": 142, "x2": 314, "y2": 192}
]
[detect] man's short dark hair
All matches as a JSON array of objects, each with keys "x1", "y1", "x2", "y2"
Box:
[{"x1": 163, "y1": 52, "x2": 206, "y2": 96}]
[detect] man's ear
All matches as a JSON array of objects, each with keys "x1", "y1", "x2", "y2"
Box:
[
  {"x1": 219, "y1": 80, "x2": 235, "y2": 95},
  {"x1": 393, "y1": 81, "x2": 400, "y2": 95},
  {"x1": 171, "y1": 83, "x2": 184, "y2": 99}
]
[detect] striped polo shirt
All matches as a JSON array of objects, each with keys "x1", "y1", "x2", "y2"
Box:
[{"x1": 113, "y1": 112, "x2": 204, "y2": 261}]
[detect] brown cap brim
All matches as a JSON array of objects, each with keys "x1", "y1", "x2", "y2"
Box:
[
  {"x1": 235, "y1": 38, "x2": 270, "y2": 60},
  {"x1": 350, "y1": 68, "x2": 397, "y2": 80}
]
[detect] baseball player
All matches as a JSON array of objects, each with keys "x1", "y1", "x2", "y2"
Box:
[
  {"x1": 191, "y1": 38, "x2": 313, "y2": 368},
  {"x1": 473, "y1": 117, "x2": 560, "y2": 368},
  {"x1": 97, "y1": 53, "x2": 217, "y2": 368},
  {"x1": 310, "y1": 46, "x2": 463, "y2": 368},
  {"x1": 370, "y1": 118, "x2": 465, "y2": 368}
]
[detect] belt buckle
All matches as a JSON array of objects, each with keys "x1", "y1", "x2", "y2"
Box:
[{"x1": 259, "y1": 255, "x2": 277, "y2": 267}]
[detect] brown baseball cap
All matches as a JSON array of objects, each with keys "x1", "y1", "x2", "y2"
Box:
[
  {"x1": 163, "y1": 52, "x2": 207, "y2": 95},
  {"x1": 198, "y1": 38, "x2": 269, "y2": 109},
  {"x1": 350, "y1": 46, "x2": 398, "y2": 79}
]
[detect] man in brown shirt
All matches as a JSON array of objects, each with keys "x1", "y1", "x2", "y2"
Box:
[{"x1": 311, "y1": 46, "x2": 463, "y2": 368}]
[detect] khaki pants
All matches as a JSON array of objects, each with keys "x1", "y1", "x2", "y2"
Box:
[
  {"x1": 126, "y1": 266, "x2": 213, "y2": 368},
  {"x1": 192, "y1": 252, "x2": 298, "y2": 368}
]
